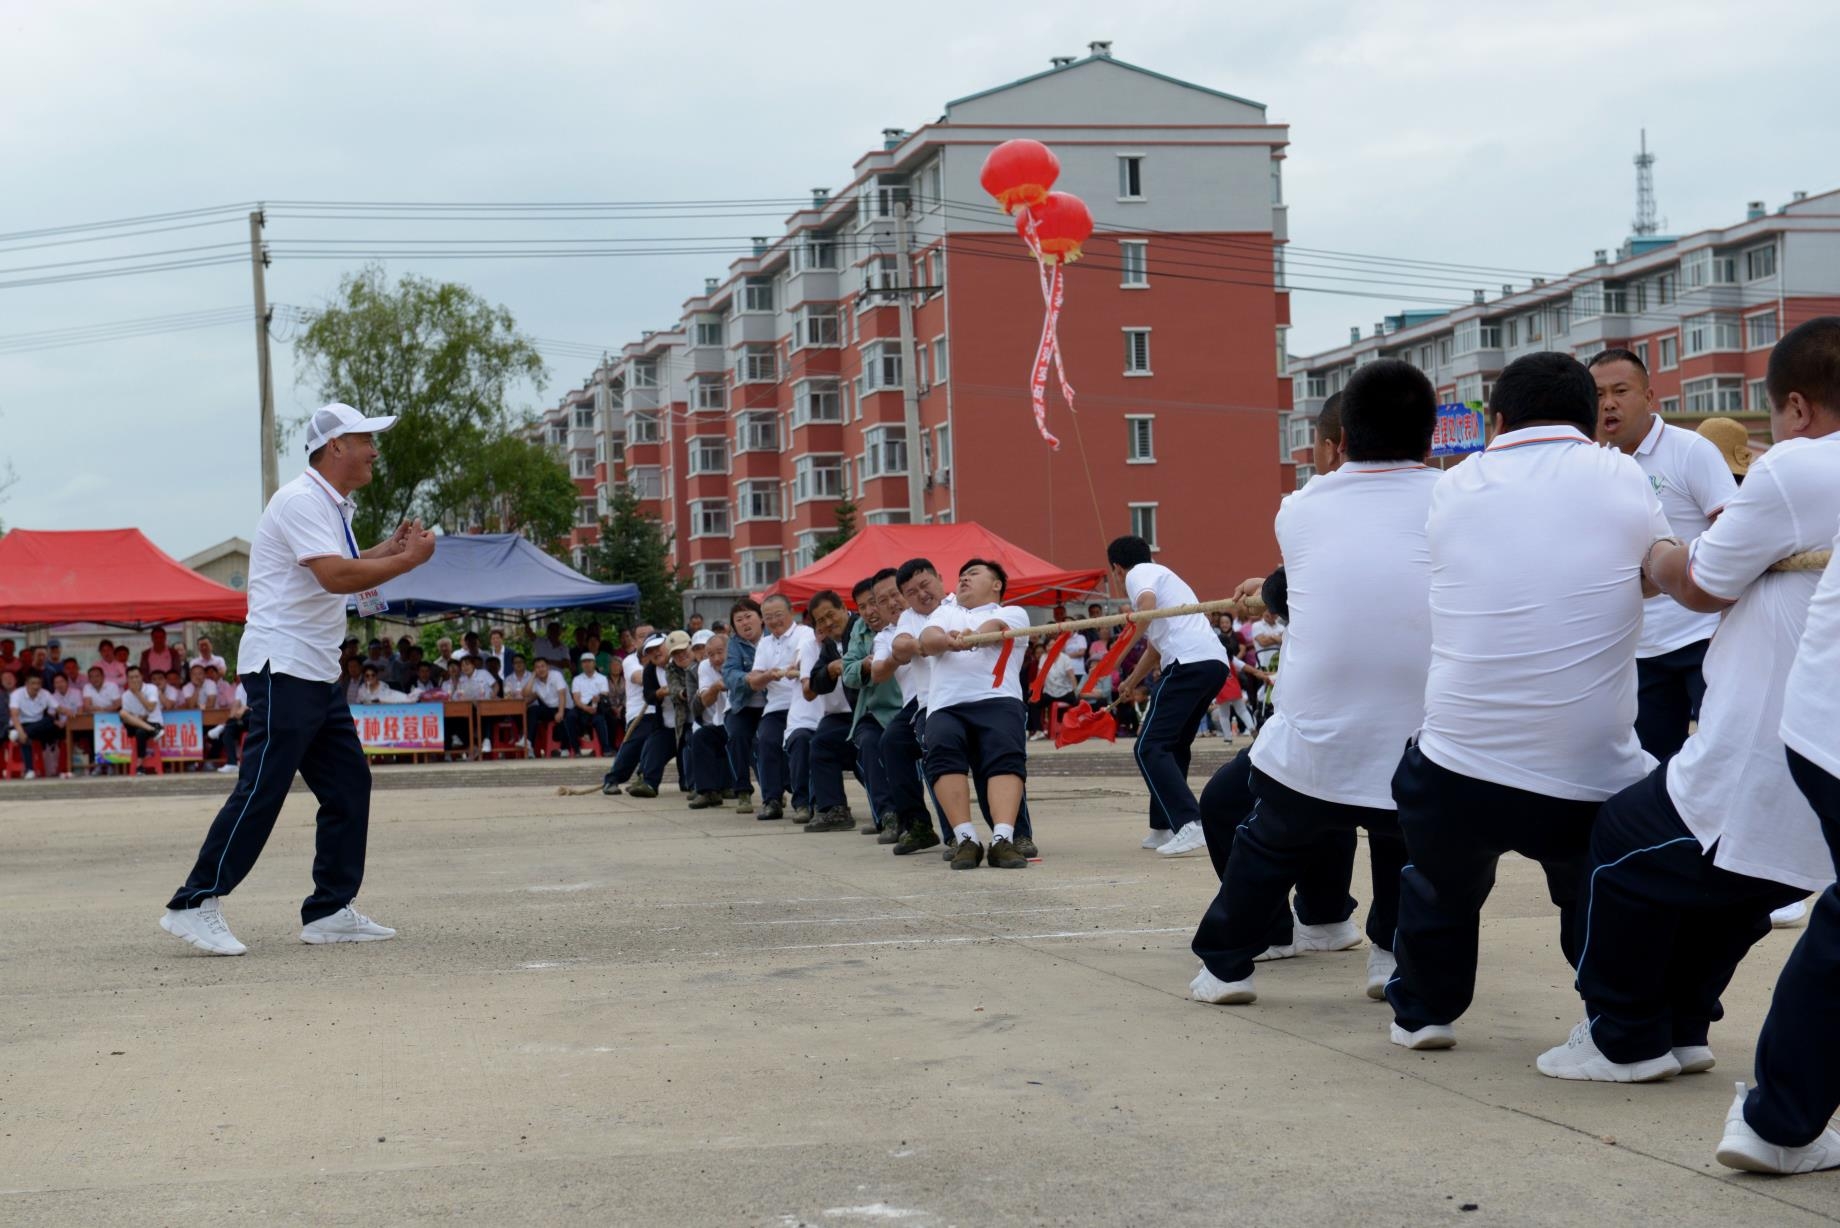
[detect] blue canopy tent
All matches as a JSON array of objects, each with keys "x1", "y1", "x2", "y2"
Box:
[{"x1": 363, "y1": 533, "x2": 640, "y2": 621}]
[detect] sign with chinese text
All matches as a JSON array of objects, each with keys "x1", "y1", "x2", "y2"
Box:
[
  {"x1": 351, "y1": 702, "x2": 445, "y2": 755},
  {"x1": 94, "y1": 711, "x2": 204, "y2": 764},
  {"x1": 1431, "y1": 402, "x2": 1487, "y2": 457}
]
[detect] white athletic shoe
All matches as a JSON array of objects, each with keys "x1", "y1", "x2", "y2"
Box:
[
  {"x1": 1190, "y1": 967, "x2": 1256, "y2": 1004},
  {"x1": 1716, "y1": 1081, "x2": 1840, "y2": 1174},
  {"x1": 160, "y1": 897, "x2": 247, "y2": 956},
  {"x1": 217, "y1": 762, "x2": 239, "y2": 773},
  {"x1": 1771, "y1": 900, "x2": 1808, "y2": 929},
  {"x1": 1390, "y1": 1022, "x2": 1456, "y2": 1051},
  {"x1": 1366, "y1": 947, "x2": 1396, "y2": 1000},
  {"x1": 480, "y1": 738, "x2": 493, "y2": 755},
  {"x1": 23, "y1": 770, "x2": 35, "y2": 780},
  {"x1": 1291, "y1": 918, "x2": 1363, "y2": 952},
  {"x1": 1140, "y1": 829, "x2": 1173, "y2": 850},
  {"x1": 300, "y1": 905, "x2": 397, "y2": 944},
  {"x1": 1254, "y1": 943, "x2": 1298, "y2": 962},
  {"x1": 1157, "y1": 823, "x2": 1208, "y2": 858},
  {"x1": 1537, "y1": 1020, "x2": 1680, "y2": 1082},
  {"x1": 1673, "y1": 1045, "x2": 1717, "y2": 1074},
  {"x1": 6, "y1": 729, "x2": 18, "y2": 742}
]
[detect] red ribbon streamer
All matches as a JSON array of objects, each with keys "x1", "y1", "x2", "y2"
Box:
[
  {"x1": 1028, "y1": 631, "x2": 1073, "y2": 701},
  {"x1": 1018, "y1": 208, "x2": 1072, "y2": 450},
  {"x1": 1080, "y1": 622, "x2": 1139, "y2": 697},
  {"x1": 990, "y1": 637, "x2": 1015, "y2": 689}
]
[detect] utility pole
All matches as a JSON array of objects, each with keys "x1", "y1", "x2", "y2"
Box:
[
  {"x1": 893, "y1": 202, "x2": 925, "y2": 522},
  {"x1": 249, "y1": 209, "x2": 278, "y2": 506}
]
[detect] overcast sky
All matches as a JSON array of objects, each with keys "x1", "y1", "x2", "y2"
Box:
[{"x1": 3, "y1": 0, "x2": 1834, "y2": 560}]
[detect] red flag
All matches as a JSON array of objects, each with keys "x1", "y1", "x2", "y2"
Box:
[
  {"x1": 990, "y1": 637, "x2": 1015, "y2": 689},
  {"x1": 1080, "y1": 622, "x2": 1139, "y2": 697},
  {"x1": 1028, "y1": 632, "x2": 1073, "y2": 702}
]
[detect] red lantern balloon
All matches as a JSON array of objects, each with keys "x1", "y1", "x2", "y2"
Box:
[
  {"x1": 980, "y1": 139, "x2": 1060, "y2": 214},
  {"x1": 1018, "y1": 191, "x2": 1094, "y2": 265}
]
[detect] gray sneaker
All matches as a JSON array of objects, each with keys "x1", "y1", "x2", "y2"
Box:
[
  {"x1": 626, "y1": 782, "x2": 658, "y2": 799},
  {"x1": 805, "y1": 807, "x2": 855, "y2": 833},
  {"x1": 736, "y1": 794, "x2": 755, "y2": 816}
]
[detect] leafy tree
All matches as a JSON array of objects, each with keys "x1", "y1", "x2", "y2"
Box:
[
  {"x1": 586, "y1": 484, "x2": 684, "y2": 628},
  {"x1": 814, "y1": 498, "x2": 858, "y2": 560},
  {"x1": 292, "y1": 266, "x2": 556, "y2": 544}
]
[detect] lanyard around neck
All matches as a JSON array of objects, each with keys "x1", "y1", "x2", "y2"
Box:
[{"x1": 305, "y1": 470, "x2": 360, "y2": 558}]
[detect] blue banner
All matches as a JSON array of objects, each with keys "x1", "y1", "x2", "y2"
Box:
[{"x1": 1431, "y1": 402, "x2": 1486, "y2": 456}]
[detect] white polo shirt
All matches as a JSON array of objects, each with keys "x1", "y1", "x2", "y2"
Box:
[
  {"x1": 237, "y1": 469, "x2": 359, "y2": 684},
  {"x1": 1629, "y1": 415, "x2": 1737, "y2": 657},
  {"x1": 621, "y1": 654, "x2": 652, "y2": 717},
  {"x1": 529, "y1": 671, "x2": 569, "y2": 711},
  {"x1": 880, "y1": 609, "x2": 935, "y2": 709},
  {"x1": 52, "y1": 685, "x2": 83, "y2": 718},
  {"x1": 1250, "y1": 619, "x2": 1285, "y2": 670},
  {"x1": 1252, "y1": 461, "x2": 1441, "y2": 809},
  {"x1": 1417, "y1": 425, "x2": 1668, "y2": 801},
  {"x1": 1124, "y1": 563, "x2": 1229, "y2": 668},
  {"x1": 83, "y1": 681, "x2": 121, "y2": 712},
  {"x1": 501, "y1": 669, "x2": 533, "y2": 700},
  {"x1": 1670, "y1": 434, "x2": 1840, "y2": 893},
  {"x1": 696, "y1": 658, "x2": 727, "y2": 727},
  {"x1": 788, "y1": 633, "x2": 850, "y2": 735},
  {"x1": 10, "y1": 685, "x2": 57, "y2": 723},
  {"x1": 570, "y1": 669, "x2": 610, "y2": 710},
  {"x1": 754, "y1": 624, "x2": 813, "y2": 716},
  {"x1": 924, "y1": 600, "x2": 1029, "y2": 710},
  {"x1": 1782, "y1": 516, "x2": 1840, "y2": 793},
  {"x1": 121, "y1": 681, "x2": 163, "y2": 725},
  {"x1": 1064, "y1": 632, "x2": 1089, "y2": 678}
]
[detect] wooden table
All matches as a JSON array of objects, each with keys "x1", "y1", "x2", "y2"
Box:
[{"x1": 472, "y1": 699, "x2": 530, "y2": 759}]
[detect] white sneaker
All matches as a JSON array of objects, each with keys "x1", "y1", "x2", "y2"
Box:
[
  {"x1": 1140, "y1": 829, "x2": 1173, "y2": 850},
  {"x1": 1291, "y1": 918, "x2": 1363, "y2": 953},
  {"x1": 6, "y1": 729, "x2": 18, "y2": 742},
  {"x1": 300, "y1": 905, "x2": 397, "y2": 944},
  {"x1": 480, "y1": 738, "x2": 493, "y2": 755},
  {"x1": 449, "y1": 735, "x2": 463, "y2": 749},
  {"x1": 1390, "y1": 1022, "x2": 1457, "y2": 1051},
  {"x1": 160, "y1": 897, "x2": 247, "y2": 956},
  {"x1": 207, "y1": 725, "x2": 224, "y2": 741},
  {"x1": 1771, "y1": 900, "x2": 1808, "y2": 929},
  {"x1": 217, "y1": 762, "x2": 239, "y2": 773},
  {"x1": 1366, "y1": 947, "x2": 1396, "y2": 1000},
  {"x1": 1157, "y1": 823, "x2": 1208, "y2": 858},
  {"x1": 1190, "y1": 967, "x2": 1256, "y2": 1004},
  {"x1": 1716, "y1": 1081, "x2": 1840, "y2": 1173},
  {"x1": 1673, "y1": 1045, "x2": 1716, "y2": 1074},
  {"x1": 1537, "y1": 1020, "x2": 1680, "y2": 1082},
  {"x1": 23, "y1": 770, "x2": 35, "y2": 780}
]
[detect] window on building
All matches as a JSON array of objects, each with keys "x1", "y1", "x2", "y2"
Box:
[
  {"x1": 1294, "y1": 462, "x2": 1316, "y2": 487},
  {"x1": 865, "y1": 510, "x2": 913, "y2": 526},
  {"x1": 932, "y1": 337, "x2": 948, "y2": 383},
  {"x1": 792, "y1": 531, "x2": 824, "y2": 572},
  {"x1": 737, "y1": 411, "x2": 779, "y2": 454},
  {"x1": 1682, "y1": 376, "x2": 1744, "y2": 414},
  {"x1": 1270, "y1": 158, "x2": 1283, "y2": 206},
  {"x1": 690, "y1": 499, "x2": 730, "y2": 538},
  {"x1": 1120, "y1": 240, "x2": 1148, "y2": 288},
  {"x1": 1117, "y1": 155, "x2": 1145, "y2": 200},
  {"x1": 742, "y1": 276, "x2": 775, "y2": 313},
  {"x1": 1126, "y1": 414, "x2": 1155, "y2": 462},
  {"x1": 1655, "y1": 271, "x2": 1677, "y2": 305},
  {"x1": 793, "y1": 455, "x2": 843, "y2": 503},
  {"x1": 791, "y1": 378, "x2": 841, "y2": 426},
  {"x1": 694, "y1": 318, "x2": 723, "y2": 347},
  {"x1": 929, "y1": 248, "x2": 945, "y2": 291},
  {"x1": 549, "y1": 422, "x2": 569, "y2": 447},
  {"x1": 629, "y1": 466, "x2": 662, "y2": 500},
  {"x1": 1745, "y1": 243, "x2": 1777, "y2": 281},
  {"x1": 1634, "y1": 340, "x2": 1650, "y2": 369},
  {"x1": 572, "y1": 405, "x2": 595, "y2": 430},
  {"x1": 1660, "y1": 396, "x2": 1680, "y2": 414},
  {"x1": 574, "y1": 497, "x2": 596, "y2": 526},
  {"x1": 570, "y1": 453, "x2": 595, "y2": 479},
  {"x1": 693, "y1": 561, "x2": 733, "y2": 590},
  {"x1": 1435, "y1": 336, "x2": 1452, "y2": 366},
  {"x1": 630, "y1": 361, "x2": 658, "y2": 389},
  {"x1": 934, "y1": 423, "x2": 952, "y2": 482},
  {"x1": 627, "y1": 411, "x2": 660, "y2": 444},
  {"x1": 1658, "y1": 334, "x2": 1679, "y2": 370},
  {"x1": 1123, "y1": 328, "x2": 1151, "y2": 375},
  {"x1": 735, "y1": 479, "x2": 781, "y2": 522},
  {"x1": 1454, "y1": 373, "x2": 1484, "y2": 406},
  {"x1": 860, "y1": 341, "x2": 903, "y2": 391},
  {"x1": 1129, "y1": 502, "x2": 1158, "y2": 549},
  {"x1": 687, "y1": 437, "x2": 727, "y2": 476},
  {"x1": 1684, "y1": 314, "x2": 1741, "y2": 357},
  {"x1": 793, "y1": 305, "x2": 840, "y2": 350},
  {"x1": 693, "y1": 377, "x2": 726, "y2": 411},
  {"x1": 1453, "y1": 319, "x2": 1482, "y2": 354},
  {"x1": 861, "y1": 426, "x2": 908, "y2": 479},
  {"x1": 1747, "y1": 310, "x2": 1779, "y2": 350},
  {"x1": 802, "y1": 235, "x2": 837, "y2": 270},
  {"x1": 1287, "y1": 414, "x2": 1315, "y2": 453},
  {"x1": 738, "y1": 345, "x2": 777, "y2": 383},
  {"x1": 1749, "y1": 379, "x2": 1771, "y2": 412},
  {"x1": 740, "y1": 549, "x2": 782, "y2": 588}
]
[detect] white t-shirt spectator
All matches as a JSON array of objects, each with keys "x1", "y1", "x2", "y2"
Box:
[
  {"x1": 161, "y1": 682, "x2": 184, "y2": 709},
  {"x1": 1252, "y1": 461, "x2": 1441, "y2": 809},
  {"x1": 1669, "y1": 434, "x2": 1840, "y2": 893},
  {"x1": 500, "y1": 669, "x2": 534, "y2": 701},
  {"x1": 696, "y1": 658, "x2": 727, "y2": 727},
  {"x1": 10, "y1": 686, "x2": 57, "y2": 724},
  {"x1": 1063, "y1": 632, "x2": 1089, "y2": 679},
  {"x1": 52, "y1": 686, "x2": 84, "y2": 719},
  {"x1": 83, "y1": 680, "x2": 122, "y2": 712},
  {"x1": 1417, "y1": 425, "x2": 1668, "y2": 801},
  {"x1": 237, "y1": 467, "x2": 362, "y2": 683},
  {"x1": 1125, "y1": 562, "x2": 1230, "y2": 667},
  {"x1": 571, "y1": 669, "x2": 610, "y2": 713},
  {"x1": 1781, "y1": 515, "x2": 1840, "y2": 800},
  {"x1": 754, "y1": 624, "x2": 813, "y2": 716},
  {"x1": 528, "y1": 671, "x2": 569, "y2": 712},
  {"x1": 1630, "y1": 416, "x2": 1738, "y2": 656},
  {"x1": 355, "y1": 679, "x2": 411, "y2": 704},
  {"x1": 1042, "y1": 644, "x2": 1080, "y2": 699},
  {"x1": 1250, "y1": 618, "x2": 1286, "y2": 671},
  {"x1": 180, "y1": 680, "x2": 219, "y2": 709},
  {"x1": 452, "y1": 671, "x2": 496, "y2": 701},
  {"x1": 789, "y1": 634, "x2": 850, "y2": 735},
  {"x1": 121, "y1": 682, "x2": 163, "y2": 725},
  {"x1": 191, "y1": 652, "x2": 230, "y2": 673},
  {"x1": 925, "y1": 600, "x2": 1029, "y2": 710}
]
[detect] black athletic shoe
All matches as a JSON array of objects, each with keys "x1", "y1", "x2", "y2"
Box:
[
  {"x1": 950, "y1": 840, "x2": 985, "y2": 870},
  {"x1": 876, "y1": 826, "x2": 902, "y2": 845},
  {"x1": 1013, "y1": 836, "x2": 1039, "y2": 859},
  {"x1": 987, "y1": 837, "x2": 1028, "y2": 869},
  {"x1": 805, "y1": 807, "x2": 855, "y2": 833},
  {"x1": 757, "y1": 802, "x2": 785, "y2": 822},
  {"x1": 892, "y1": 826, "x2": 941, "y2": 855},
  {"x1": 601, "y1": 781, "x2": 624, "y2": 796},
  {"x1": 626, "y1": 782, "x2": 658, "y2": 799},
  {"x1": 791, "y1": 807, "x2": 814, "y2": 824},
  {"x1": 686, "y1": 790, "x2": 723, "y2": 810}
]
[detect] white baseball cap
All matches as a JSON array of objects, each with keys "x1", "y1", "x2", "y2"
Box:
[
  {"x1": 690, "y1": 630, "x2": 714, "y2": 646},
  {"x1": 304, "y1": 403, "x2": 399, "y2": 455}
]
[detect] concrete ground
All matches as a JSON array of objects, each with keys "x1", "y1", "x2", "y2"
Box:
[{"x1": 1, "y1": 743, "x2": 1834, "y2": 1227}]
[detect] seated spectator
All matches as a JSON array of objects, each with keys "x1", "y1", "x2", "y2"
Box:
[
  {"x1": 9, "y1": 672, "x2": 64, "y2": 778},
  {"x1": 198, "y1": 663, "x2": 232, "y2": 709},
  {"x1": 0, "y1": 638, "x2": 19, "y2": 677},
  {"x1": 342, "y1": 657, "x2": 366, "y2": 707},
  {"x1": 434, "y1": 635, "x2": 456, "y2": 671},
  {"x1": 81, "y1": 661, "x2": 120, "y2": 710},
  {"x1": 386, "y1": 636, "x2": 416, "y2": 690},
  {"x1": 452, "y1": 655, "x2": 496, "y2": 701},
  {"x1": 501, "y1": 653, "x2": 533, "y2": 701},
  {"x1": 480, "y1": 653, "x2": 506, "y2": 698},
  {"x1": 42, "y1": 639, "x2": 70, "y2": 686},
  {"x1": 354, "y1": 662, "x2": 409, "y2": 704},
  {"x1": 191, "y1": 636, "x2": 228, "y2": 673},
  {"x1": 157, "y1": 669, "x2": 185, "y2": 711},
  {"x1": 408, "y1": 662, "x2": 447, "y2": 702},
  {"x1": 107, "y1": 644, "x2": 132, "y2": 687},
  {"x1": 566, "y1": 652, "x2": 611, "y2": 755},
  {"x1": 118, "y1": 665, "x2": 164, "y2": 764},
  {"x1": 59, "y1": 657, "x2": 82, "y2": 695},
  {"x1": 139, "y1": 628, "x2": 178, "y2": 679},
  {"x1": 526, "y1": 657, "x2": 569, "y2": 754},
  {"x1": 365, "y1": 639, "x2": 391, "y2": 673},
  {"x1": 207, "y1": 673, "x2": 250, "y2": 773},
  {"x1": 178, "y1": 663, "x2": 212, "y2": 709}
]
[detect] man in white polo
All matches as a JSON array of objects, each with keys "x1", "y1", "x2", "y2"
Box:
[
  {"x1": 161, "y1": 404, "x2": 435, "y2": 956},
  {"x1": 1591, "y1": 347, "x2": 1736, "y2": 761}
]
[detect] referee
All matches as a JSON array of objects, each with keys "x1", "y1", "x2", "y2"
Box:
[{"x1": 160, "y1": 404, "x2": 435, "y2": 956}]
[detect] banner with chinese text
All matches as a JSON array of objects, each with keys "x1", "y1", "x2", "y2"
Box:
[
  {"x1": 94, "y1": 711, "x2": 204, "y2": 764},
  {"x1": 351, "y1": 702, "x2": 445, "y2": 755},
  {"x1": 1431, "y1": 401, "x2": 1487, "y2": 457}
]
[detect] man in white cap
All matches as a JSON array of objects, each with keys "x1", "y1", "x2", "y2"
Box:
[{"x1": 161, "y1": 404, "x2": 435, "y2": 956}]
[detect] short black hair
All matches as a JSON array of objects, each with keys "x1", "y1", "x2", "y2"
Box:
[
  {"x1": 1261, "y1": 565, "x2": 1289, "y2": 622},
  {"x1": 895, "y1": 557, "x2": 938, "y2": 589},
  {"x1": 308, "y1": 444, "x2": 327, "y2": 465},
  {"x1": 1341, "y1": 359, "x2": 1436, "y2": 462},
  {"x1": 851, "y1": 576, "x2": 877, "y2": 602},
  {"x1": 1317, "y1": 391, "x2": 1344, "y2": 445},
  {"x1": 1491, "y1": 351, "x2": 1596, "y2": 434},
  {"x1": 730, "y1": 596, "x2": 763, "y2": 619},
  {"x1": 959, "y1": 556, "x2": 1008, "y2": 598},
  {"x1": 1588, "y1": 347, "x2": 1649, "y2": 383},
  {"x1": 871, "y1": 567, "x2": 898, "y2": 588},
  {"x1": 1767, "y1": 316, "x2": 1840, "y2": 416},
  {"x1": 809, "y1": 589, "x2": 843, "y2": 612},
  {"x1": 1106, "y1": 535, "x2": 1153, "y2": 571}
]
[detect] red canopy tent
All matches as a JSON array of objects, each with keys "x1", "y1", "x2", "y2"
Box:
[
  {"x1": 0, "y1": 529, "x2": 248, "y2": 626},
  {"x1": 765, "y1": 523, "x2": 1107, "y2": 608}
]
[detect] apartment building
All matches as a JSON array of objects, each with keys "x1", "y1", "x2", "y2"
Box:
[
  {"x1": 1285, "y1": 188, "x2": 1840, "y2": 479},
  {"x1": 595, "y1": 44, "x2": 1293, "y2": 599},
  {"x1": 524, "y1": 379, "x2": 605, "y2": 565}
]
